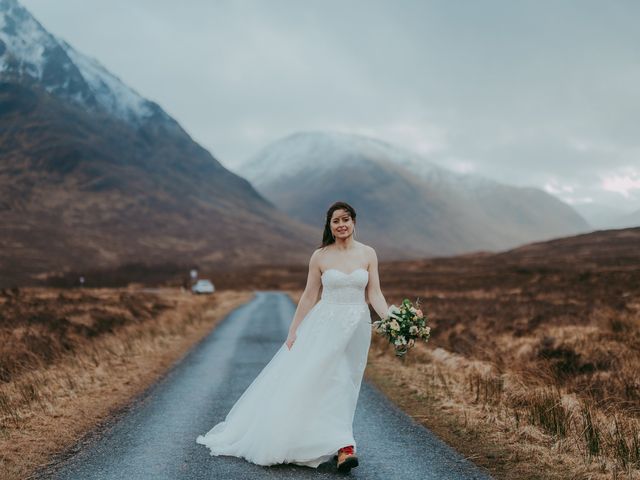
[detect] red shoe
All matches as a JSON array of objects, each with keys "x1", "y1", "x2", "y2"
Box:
[{"x1": 337, "y1": 445, "x2": 358, "y2": 472}]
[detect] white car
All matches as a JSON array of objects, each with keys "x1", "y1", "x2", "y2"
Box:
[{"x1": 191, "y1": 279, "x2": 215, "y2": 294}]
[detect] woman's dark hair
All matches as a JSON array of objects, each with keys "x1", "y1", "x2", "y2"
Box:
[{"x1": 318, "y1": 201, "x2": 357, "y2": 248}]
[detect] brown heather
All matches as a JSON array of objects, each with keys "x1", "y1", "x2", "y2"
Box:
[{"x1": 359, "y1": 228, "x2": 640, "y2": 480}]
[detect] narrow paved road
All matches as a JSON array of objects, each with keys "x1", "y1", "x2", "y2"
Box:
[{"x1": 35, "y1": 292, "x2": 494, "y2": 480}]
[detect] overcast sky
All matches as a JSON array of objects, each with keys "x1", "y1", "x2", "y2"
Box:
[{"x1": 21, "y1": 0, "x2": 640, "y2": 212}]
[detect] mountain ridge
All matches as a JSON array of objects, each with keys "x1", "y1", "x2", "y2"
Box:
[{"x1": 237, "y1": 130, "x2": 591, "y2": 257}]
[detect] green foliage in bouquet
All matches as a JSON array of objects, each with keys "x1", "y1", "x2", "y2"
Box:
[{"x1": 372, "y1": 298, "x2": 431, "y2": 357}]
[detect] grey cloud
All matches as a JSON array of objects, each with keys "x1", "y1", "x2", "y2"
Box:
[{"x1": 20, "y1": 0, "x2": 640, "y2": 210}]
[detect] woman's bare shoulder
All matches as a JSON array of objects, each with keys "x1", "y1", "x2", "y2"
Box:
[{"x1": 310, "y1": 246, "x2": 327, "y2": 260}]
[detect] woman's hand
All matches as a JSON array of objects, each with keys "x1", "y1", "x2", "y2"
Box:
[{"x1": 286, "y1": 331, "x2": 297, "y2": 350}]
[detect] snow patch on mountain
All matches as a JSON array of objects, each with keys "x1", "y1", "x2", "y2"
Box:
[
  {"x1": 0, "y1": 0, "x2": 155, "y2": 124},
  {"x1": 238, "y1": 130, "x2": 447, "y2": 187},
  {"x1": 0, "y1": 0, "x2": 51, "y2": 78},
  {"x1": 57, "y1": 38, "x2": 153, "y2": 122},
  {"x1": 238, "y1": 130, "x2": 502, "y2": 196}
]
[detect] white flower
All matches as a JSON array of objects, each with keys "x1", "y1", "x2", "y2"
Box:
[
  {"x1": 388, "y1": 305, "x2": 401, "y2": 315},
  {"x1": 389, "y1": 320, "x2": 400, "y2": 331},
  {"x1": 409, "y1": 325, "x2": 418, "y2": 335}
]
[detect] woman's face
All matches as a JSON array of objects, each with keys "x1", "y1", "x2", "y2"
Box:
[{"x1": 330, "y1": 209, "x2": 354, "y2": 239}]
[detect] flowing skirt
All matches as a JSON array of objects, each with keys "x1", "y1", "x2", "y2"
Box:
[{"x1": 196, "y1": 299, "x2": 372, "y2": 467}]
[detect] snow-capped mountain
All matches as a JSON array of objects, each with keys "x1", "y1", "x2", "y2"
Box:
[
  {"x1": 239, "y1": 130, "x2": 444, "y2": 188},
  {"x1": 0, "y1": 0, "x2": 163, "y2": 124},
  {"x1": 237, "y1": 131, "x2": 592, "y2": 257},
  {"x1": 0, "y1": 0, "x2": 318, "y2": 286},
  {"x1": 240, "y1": 130, "x2": 509, "y2": 196}
]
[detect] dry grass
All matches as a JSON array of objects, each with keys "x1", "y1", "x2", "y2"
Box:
[
  {"x1": 0, "y1": 287, "x2": 253, "y2": 480},
  {"x1": 365, "y1": 339, "x2": 640, "y2": 480},
  {"x1": 2, "y1": 228, "x2": 638, "y2": 479},
  {"x1": 352, "y1": 230, "x2": 640, "y2": 479}
]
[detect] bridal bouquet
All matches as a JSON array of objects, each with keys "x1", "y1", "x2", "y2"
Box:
[{"x1": 372, "y1": 298, "x2": 431, "y2": 357}]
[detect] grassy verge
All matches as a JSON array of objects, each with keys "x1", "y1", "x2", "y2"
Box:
[
  {"x1": 365, "y1": 334, "x2": 640, "y2": 480},
  {"x1": 0, "y1": 287, "x2": 253, "y2": 480},
  {"x1": 286, "y1": 288, "x2": 640, "y2": 480}
]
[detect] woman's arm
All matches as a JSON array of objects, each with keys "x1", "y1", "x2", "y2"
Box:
[
  {"x1": 288, "y1": 249, "x2": 322, "y2": 337},
  {"x1": 365, "y1": 246, "x2": 389, "y2": 319}
]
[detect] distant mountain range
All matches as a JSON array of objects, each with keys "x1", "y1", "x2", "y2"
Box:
[
  {"x1": 236, "y1": 131, "x2": 592, "y2": 257},
  {"x1": 0, "y1": 0, "x2": 317, "y2": 286}
]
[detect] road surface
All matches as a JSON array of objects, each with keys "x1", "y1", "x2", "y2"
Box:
[{"x1": 34, "y1": 291, "x2": 494, "y2": 479}]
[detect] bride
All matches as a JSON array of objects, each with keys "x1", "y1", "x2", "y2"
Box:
[{"x1": 196, "y1": 201, "x2": 390, "y2": 472}]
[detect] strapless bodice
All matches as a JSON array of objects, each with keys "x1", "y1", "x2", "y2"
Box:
[{"x1": 320, "y1": 268, "x2": 369, "y2": 305}]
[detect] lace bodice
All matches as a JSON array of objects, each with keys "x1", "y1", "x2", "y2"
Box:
[{"x1": 320, "y1": 268, "x2": 369, "y2": 305}]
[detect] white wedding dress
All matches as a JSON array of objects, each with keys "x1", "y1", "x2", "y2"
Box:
[{"x1": 196, "y1": 268, "x2": 372, "y2": 468}]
